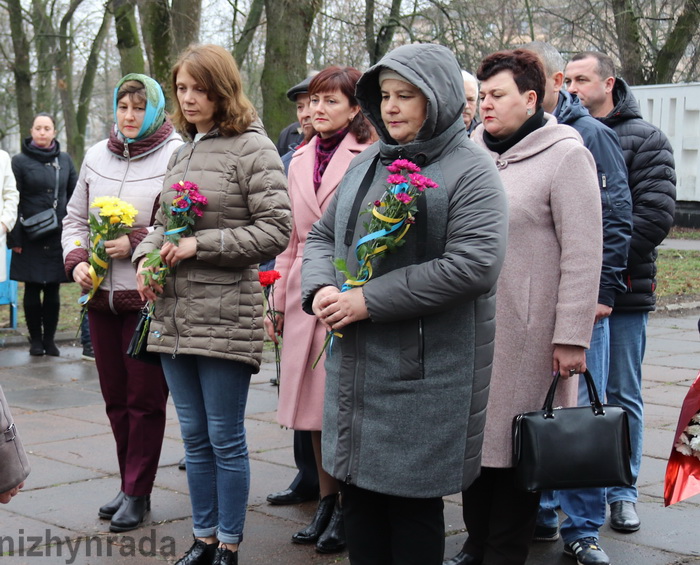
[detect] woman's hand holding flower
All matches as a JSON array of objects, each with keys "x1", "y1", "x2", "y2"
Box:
[
  {"x1": 313, "y1": 286, "x2": 368, "y2": 331},
  {"x1": 73, "y1": 262, "x2": 93, "y2": 291},
  {"x1": 161, "y1": 237, "x2": 197, "y2": 268},
  {"x1": 136, "y1": 256, "x2": 163, "y2": 302},
  {"x1": 104, "y1": 234, "x2": 131, "y2": 259},
  {"x1": 264, "y1": 312, "x2": 284, "y2": 344}
]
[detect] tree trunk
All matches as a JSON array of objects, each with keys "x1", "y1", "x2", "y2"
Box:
[
  {"x1": 7, "y1": 0, "x2": 33, "y2": 140},
  {"x1": 111, "y1": 0, "x2": 146, "y2": 76},
  {"x1": 171, "y1": 0, "x2": 201, "y2": 57},
  {"x1": 370, "y1": 0, "x2": 403, "y2": 65},
  {"x1": 261, "y1": 0, "x2": 321, "y2": 142},
  {"x1": 233, "y1": 0, "x2": 264, "y2": 66},
  {"x1": 30, "y1": 0, "x2": 53, "y2": 117},
  {"x1": 77, "y1": 11, "x2": 112, "y2": 137},
  {"x1": 652, "y1": 0, "x2": 700, "y2": 84},
  {"x1": 137, "y1": 0, "x2": 173, "y2": 93},
  {"x1": 610, "y1": 0, "x2": 644, "y2": 84}
]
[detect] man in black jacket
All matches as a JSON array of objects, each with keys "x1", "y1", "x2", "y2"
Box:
[{"x1": 565, "y1": 50, "x2": 676, "y2": 539}]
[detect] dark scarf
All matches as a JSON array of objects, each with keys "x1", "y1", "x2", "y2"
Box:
[
  {"x1": 482, "y1": 107, "x2": 546, "y2": 155},
  {"x1": 107, "y1": 120, "x2": 174, "y2": 160},
  {"x1": 29, "y1": 140, "x2": 57, "y2": 152},
  {"x1": 313, "y1": 128, "x2": 349, "y2": 191}
]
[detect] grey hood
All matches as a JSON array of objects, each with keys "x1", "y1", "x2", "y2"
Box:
[{"x1": 356, "y1": 43, "x2": 466, "y2": 146}]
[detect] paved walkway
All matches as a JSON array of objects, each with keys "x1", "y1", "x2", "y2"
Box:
[{"x1": 1, "y1": 310, "x2": 699, "y2": 564}]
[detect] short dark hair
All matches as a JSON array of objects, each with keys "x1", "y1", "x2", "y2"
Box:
[
  {"x1": 116, "y1": 80, "x2": 147, "y2": 105},
  {"x1": 570, "y1": 51, "x2": 615, "y2": 80},
  {"x1": 308, "y1": 65, "x2": 373, "y2": 144},
  {"x1": 32, "y1": 112, "x2": 55, "y2": 128},
  {"x1": 477, "y1": 49, "x2": 546, "y2": 111}
]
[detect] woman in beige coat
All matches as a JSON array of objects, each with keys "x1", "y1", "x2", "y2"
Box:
[
  {"x1": 265, "y1": 66, "x2": 374, "y2": 554},
  {"x1": 444, "y1": 49, "x2": 602, "y2": 565}
]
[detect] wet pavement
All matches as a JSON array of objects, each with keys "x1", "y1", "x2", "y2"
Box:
[{"x1": 0, "y1": 308, "x2": 699, "y2": 564}]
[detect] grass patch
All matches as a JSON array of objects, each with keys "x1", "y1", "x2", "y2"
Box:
[
  {"x1": 656, "y1": 249, "x2": 700, "y2": 297},
  {"x1": 0, "y1": 282, "x2": 83, "y2": 334},
  {"x1": 669, "y1": 226, "x2": 700, "y2": 240}
]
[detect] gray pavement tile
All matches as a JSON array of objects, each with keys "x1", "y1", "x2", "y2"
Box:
[
  {"x1": 644, "y1": 365, "x2": 698, "y2": 384},
  {"x1": 246, "y1": 419, "x2": 295, "y2": 454},
  {"x1": 644, "y1": 353, "x2": 700, "y2": 371},
  {"x1": 245, "y1": 385, "x2": 281, "y2": 417},
  {"x1": 643, "y1": 382, "x2": 694, "y2": 408},
  {"x1": 249, "y1": 444, "x2": 296, "y2": 469},
  {"x1": 637, "y1": 454, "x2": 668, "y2": 488},
  {"x1": 644, "y1": 427, "x2": 680, "y2": 459},
  {"x1": 644, "y1": 402, "x2": 684, "y2": 430},
  {"x1": 20, "y1": 453, "x2": 107, "y2": 491},
  {"x1": 12, "y1": 412, "x2": 110, "y2": 444},
  {"x1": 647, "y1": 337, "x2": 700, "y2": 352},
  {"x1": 46, "y1": 404, "x2": 111, "y2": 426},
  {"x1": 28, "y1": 433, "x2": 120, "y2": 475},
  {"x1": 7, "y1": 385, "x2": 104, "y2": 412}
]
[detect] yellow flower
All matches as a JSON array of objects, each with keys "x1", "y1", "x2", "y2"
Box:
[
  {"x1": 74, "y1": 240, "x2": 82, "y2": 246},
  {"x1": 110, "y1": 216, "x2": 121, "y2": 224}
]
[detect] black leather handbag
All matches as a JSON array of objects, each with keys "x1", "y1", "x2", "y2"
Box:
[
  {"x1": 126, "y1": 305, "x2": 161, "y2": 366},
  {"x1": 20, "y1": 158, "x2": 60, "y2": 241},
  {"x1": 512, "y1": 369, "x2": 633, "y2": 492},
  {"x1": 0, "y1": 385, "x2": 31, "y2": 493}
]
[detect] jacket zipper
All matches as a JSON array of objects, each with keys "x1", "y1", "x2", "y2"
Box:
[
  {"x1": 108, "y1": 144, "x2": 132, "y2": 315},
  {"x1": 171, "y1": 142, "x2": 197, "y2": 357},
  {"x1": 345, "y1": 324, "x2": 361, "y2": 484}
]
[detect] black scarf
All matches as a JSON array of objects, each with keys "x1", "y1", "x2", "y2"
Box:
[{"x1": 482, "y1": 107, "x2": 546, "y2": 155}]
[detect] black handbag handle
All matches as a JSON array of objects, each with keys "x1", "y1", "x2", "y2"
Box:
[{"x1": 541, "y1": 369, "x2": 605, "y2": 418}]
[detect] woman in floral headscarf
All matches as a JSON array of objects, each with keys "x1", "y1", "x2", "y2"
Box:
[{"x1": 62, "y1": 73, "x2": 182, "y2": 532}]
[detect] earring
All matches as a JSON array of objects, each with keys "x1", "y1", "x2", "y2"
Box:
[{"x1": 527, "y1": 108, "x2": 533, "y2": 116}]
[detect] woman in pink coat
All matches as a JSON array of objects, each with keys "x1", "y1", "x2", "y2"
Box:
[{"x1": 265, "y1": 66, "x2": 375, "y2": 554}]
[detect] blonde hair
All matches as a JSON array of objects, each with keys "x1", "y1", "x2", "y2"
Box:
[{"x1": 171, "y1": 44, "x2": 256, "y2": 137}]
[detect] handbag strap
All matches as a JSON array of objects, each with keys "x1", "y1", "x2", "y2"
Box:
[
  {"x1": 51, "y1": 158, "x2": 60, "y2": 208},
  {"x1": 344, "y1": 155, "x2": 380, "y2": 247},
  {"x1": 542, "y1": 369, "x2": 605, "y2": 417}
]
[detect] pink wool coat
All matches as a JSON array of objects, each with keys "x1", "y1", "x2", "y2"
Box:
[
  {"x1": 276, "y1": 133, "x2": 372, "y2": 430},
  {"x1": 473, "y1": 116, "x2": 603, "y2": 468}
]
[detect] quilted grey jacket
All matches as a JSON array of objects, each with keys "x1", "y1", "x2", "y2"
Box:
[
  {"x1": 301, "y1": 44, "x2": 508, "y2": 497},
  {"x1": 134, "y1": 119, "x2": 292, "y2": 371}
]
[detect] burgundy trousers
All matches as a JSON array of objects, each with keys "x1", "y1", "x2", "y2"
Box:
[{"x1": 89, "y1": 309, "x2": 169, "y2": 496}]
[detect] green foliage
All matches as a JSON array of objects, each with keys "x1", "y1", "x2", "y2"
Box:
[{"x1": 656, "y1": 249, "x2": 700, "y2": 296}]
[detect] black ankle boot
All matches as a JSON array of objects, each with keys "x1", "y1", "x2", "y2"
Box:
[
  {"x1": 109, "y1": 494, "x2": 150, "y2": 532},
  {"x1": 42, "y1": 337, "x2": 60, "y2": 357},
  {"x1": 98, "y1": 491, "x2": 125, "y2": 519},
  {"x1": 292, "y1": 493, "x2": 337, "y2": 544},
  {"x1": 28, "y1": 336, "x2": 44, "y2": 356},
  {"x1": 212, "y1": 547, "x2": 238, "y2": 565},
  {"x1": 175, "y1": 538, "x2": 219, "y2": 565},
  {"x1": 316, "y1": 498, "x2": 346, "y2": 553}
]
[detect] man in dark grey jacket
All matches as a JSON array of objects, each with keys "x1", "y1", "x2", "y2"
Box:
[{"x1": 565, "y1": 50, "x2": 676, "y2": 546}]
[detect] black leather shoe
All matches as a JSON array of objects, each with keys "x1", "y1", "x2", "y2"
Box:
[
  {"x1": 29, "y1": 337, "x2": 44, "y2": 356},
  {"x1": 315, "y1": 498, "x2": 346, "y2": 554},
  {"x1": 109, "y1": 494, "x2": 150, "y2": 532},
  {"x1": 267, "y1": 488, "x2": 315, "y2": 505},
  {"x1": 609, "y1": 500, "x2": 640, "y2": 532},
  {"x1": 175, "y1": 538, "x2": 218, "y2": 565},
  {"x1": 179, "y1": 456, "x2": 187, "y2": 470},
  {"x1": 43, "y1": 338, "x2": 60, "y2": 357},
  {"x1": 292, "y1": 493, "x2": 336, "y2": 544},
  {"x1": 98, "y1": 491, "x2": 125, "y2": 519},
  {"x1": 212, "y1": 547, "x2": 238, "y2": 565},
  {"x1": 443, "y1": 550, "x2": 483, "y2": 565}
]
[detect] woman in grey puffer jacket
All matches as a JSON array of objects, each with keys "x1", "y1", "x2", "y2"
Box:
[
  {"x1": 135, "y1": 45, "x2": 291, "y2": 565},
  {"x1": 301, "y1": 44, "x2": 508, "y2": 564}
]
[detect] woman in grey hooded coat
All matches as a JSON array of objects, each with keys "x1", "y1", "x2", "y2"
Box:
[{"x1": 301, "y1": 43, "x2": 508, "y2": 565}]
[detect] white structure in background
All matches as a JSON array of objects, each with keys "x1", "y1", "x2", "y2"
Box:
[{"x1": 630, "y1": 82, "x2": 700, "y2": 226}]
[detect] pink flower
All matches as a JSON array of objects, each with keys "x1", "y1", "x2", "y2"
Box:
[
  {"x1": 387, "y1": 174, "x2": 407, "y2": 185},
  {"x1": 374, "y1": 200, "x2": 382, "y2": 207},
  {"x1": 193, "y1": 207, "x2": 204, "y2": 217},
  {"x1": 409, "y1": 173, "x2": 439, "y2": 191},
  {"x1": 395, "y1": 192, "x2": 413, "y2": 204},
  {"x1": 387, "y1": 159, "x2": 421, "y2": 174}
]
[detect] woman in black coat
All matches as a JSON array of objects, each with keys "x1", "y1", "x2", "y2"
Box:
[{"x1": 9, "y1": 113, "x2": 78, "y2": 356}]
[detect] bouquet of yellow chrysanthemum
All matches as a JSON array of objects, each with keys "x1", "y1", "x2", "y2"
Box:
[{"x1": 78, "y1": 196, "x2": 138, "y2": 308}]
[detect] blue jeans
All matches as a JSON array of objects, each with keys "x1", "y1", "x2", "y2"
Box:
[
  {"x1": 539, "y1": 319, "x2": 610, "y2": 540},
  {"x1": 162, "y1": 354, "x2": 252, "y2": 545},
  {"x1": 605, "y1": 310, "x2": 647, "y2": 504}
]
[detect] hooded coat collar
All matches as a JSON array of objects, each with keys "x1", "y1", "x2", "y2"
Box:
[
  {"x1": 355, "y1": 43, "x2": 467, "y2": 166},
  {"x1": 603, "y1": 77, "x2": 643, "y2": 127}
]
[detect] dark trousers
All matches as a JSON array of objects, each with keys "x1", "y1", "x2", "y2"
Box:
[
  {"x1": 341, "y1": 483, "x2": 445, "y2": 565},
  {"x1": 461, "y1": 467, "x2": 541, "y2": 565},
  {"x1": 23, "y1": 282, "x2": 60, "y2": 338},
  {"x1": 90, "y1": 309, "x2": 169, "y2": 496},
  {"x1": 288, "y1": 430, "x2": 319, "y2": 497}
]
